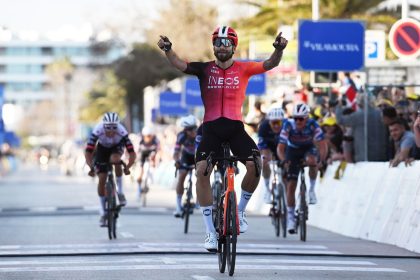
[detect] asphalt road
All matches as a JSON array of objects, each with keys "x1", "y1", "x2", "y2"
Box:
[{"x1": 0, "y1": 163, "x2": 419, "y2": 280}]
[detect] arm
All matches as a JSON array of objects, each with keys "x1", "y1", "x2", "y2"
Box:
[
  {"x1": 263, "y1": 32, "x2": 288, "y2": 71},
  {"x1": 390, "y1": 147, "x2": 411, "y2": 167},
  {"x1": 277, "y1": 143, "x2": 286, "y2": 162},
  {"x1": 158, "y1": 35, "x2": 187, "y2": 72},
  {"x1": 316, "y1": 139, "x2": 328, "y2": 162},
  {"x1": 414, "y1": 116, "x2": 420, "y2": 147}
]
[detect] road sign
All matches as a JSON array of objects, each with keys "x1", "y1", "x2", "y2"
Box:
[
  {"x1": 184, "y1": 78, "x2": 203, "y2": 106},
  {"x1": 389, "y1": 18, "x2": 420, "y2": 58},
  {"x1": 246, "y1": 73, "x2": 266, "y2": 95},
  {"x1": 298, "y1": 20, "x2": 365, "y2": 71},
  {"x1": 365, "y1": 30, "x2": 386, "y2": 62},
  {"x1": 159, "y1": 92, "x2": 188, "y2": 116}
]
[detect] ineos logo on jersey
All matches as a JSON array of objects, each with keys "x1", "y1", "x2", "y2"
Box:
[{"x1": 207, "y1": 75, "x2": 240, "y2": 89}]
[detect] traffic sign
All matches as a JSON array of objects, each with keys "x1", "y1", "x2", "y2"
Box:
[
  {"x1": 389, "y1": 18, "x2": 420, "y2": 58},
  {"x1": 298, "y1": 20, "x2": 365, "y2": 71},
  {"x1": 159, "y1": 92, "x2": 188, "y2": 116}
]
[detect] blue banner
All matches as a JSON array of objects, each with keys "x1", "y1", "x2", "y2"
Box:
[
  {"x1": 159, "y1": 92, "x2": 188, "y2": 116},
  {"x1": 298, "y1": 20, "x2": 365, "y2": 71},
  {"x1": 246, "y1": 73, "x2": 266, "y2": 95},
  {"x1": 185, "y1": 78, "x2": 203, "y2": 106},
  {"x1": 0, "y1": 85, "x2": 4, "y2": 145}
]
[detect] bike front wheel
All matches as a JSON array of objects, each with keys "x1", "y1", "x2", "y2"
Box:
[
  {"x1": 217, "y1": 195, "x2": 226, "y2": 273},
  {"x1": 226, "y1": 193, "x2": 237, "y2": 276}
]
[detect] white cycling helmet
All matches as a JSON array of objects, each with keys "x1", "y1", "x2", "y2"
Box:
[
  {"x1": 102, "y1": 112, "x2": 120, "y2": 124},
  {"x1": 267, "y1": 105, "x2": 285, "y2": 121},
  {"x1": 179, "y1": 115, "x2": 197, "y2": 128},
  {"x1": 142, "y1": 126, "x2": 154, "y2": 136},
  {"x1": 292, "y1": 103, "x2": 310, "y2": 117}
]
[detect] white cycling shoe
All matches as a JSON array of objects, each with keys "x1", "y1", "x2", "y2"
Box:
[
  {"x1": 238, "y1": 211, "x2": 248, "y2": 233},
  {"x1": 287, "y1": 214, "x2": 296, "y2": 234},
  {"x1": 309, "y1": 190, "x2": 317, "y2": 205},
  {"x1": 204, "y1": 232, "x2": 217, "y2": 252}
]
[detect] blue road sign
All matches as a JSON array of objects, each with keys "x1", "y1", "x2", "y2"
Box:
[
  {"x1": 185, "y1": 78, "x2": 203, "y2": 106},
  {"x1": 246, "y1": 73, "x2": 266, "y2": 95},
  {"x1": 159, "y1": 92, "x2": 188, "y2": 116},
  {"x1": 298, "y1": 20, "x2": 365, "y2": 71}
]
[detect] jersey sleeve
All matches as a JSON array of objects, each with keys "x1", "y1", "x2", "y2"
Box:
[
  {"x1": 184, "y1": 62, "x2": 206, "y2": 77},
  {"x1": 279, "y1": 121, "x2": 290, "y2": 145},
  {"x1": 85, "y1": 124, "x2": 101, "y2": 153},
  {"x1": 312, "y1": 121, "x2": 325, "y2": 142},
  {"x1": 244, "y1": 61, "x2": 266, "y2": 76},
  {"x1": 174, "y1": 132, "x2": 184, "y2": 153},
  {"x1": 122, "y1": 135, "x2": 135, "y2": 153}
]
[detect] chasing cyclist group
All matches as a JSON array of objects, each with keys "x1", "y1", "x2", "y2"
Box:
[{"x1": 84, "y1": 26, "x2": 328, "y2": 251}]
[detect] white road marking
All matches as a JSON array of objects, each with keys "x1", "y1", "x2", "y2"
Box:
[
  {"x1": 0, "y1": 264, "x2": 405, "y2": 273},
  {"x1": 191, "y1": 275, "x2": 215, "y2": 280},
  {"x1": 120, "y1": 232, "x2": 134, "y2": 238},
  {"x1": 0, "y1": 257, "x2": 375, "y2": 266}
]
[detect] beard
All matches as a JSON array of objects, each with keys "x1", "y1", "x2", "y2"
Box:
[{"x1": 214, "y1": 50, "x2": 234, "y2": 62}]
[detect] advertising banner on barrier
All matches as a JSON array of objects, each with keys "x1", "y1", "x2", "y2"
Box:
[
  {"x1": 298, "y1": 20, "x2": 365, "y2": 71},
  {"x1": 0, "y1": 85, "x2": 4, "y2": 145},
  {"x1": 159, "y1": 91, "x2": 188, "y2": 116}
]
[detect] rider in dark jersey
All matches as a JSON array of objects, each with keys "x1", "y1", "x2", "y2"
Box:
[
  {"x1": 257, "y1": 104, "x2": 285, "y2": 203},
  {"x1": 137, "y1": 126, "x2": 160, "y2": 199},
  {"x1": 173, "y1": 115, "x2": 198, "y2": 217},
  {"x1": 158, "y1": 25, "x2": 288, "y2": 251}
]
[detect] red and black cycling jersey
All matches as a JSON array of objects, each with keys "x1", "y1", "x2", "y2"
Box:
[{"x1": 184, "y1": 60, "x2": 266, "y2": 122}]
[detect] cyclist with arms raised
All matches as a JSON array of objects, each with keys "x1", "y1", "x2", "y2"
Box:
[
  {"x1": 258, "y1": 104, "x2": 285, "y2": 203},
  {"x1": 158, "y1": 26, "x2": 288, "y2": 251},
  {"x1": 173, "y1": 115, "x2": 198, "y2": 217},
  {"x1": 277, "y1": 104, "x2": 327, "y2": 234},
  {"x1": 85, "y1": 112, "x2": 136, "y2": 227}
]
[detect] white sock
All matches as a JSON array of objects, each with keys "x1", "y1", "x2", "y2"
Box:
[
  {"x1": 99, "y1": 196, "x2": 106, "y2": 215},
  {"x1": 264, "y1": 177, "x2": 270, "y2": 191},
  {"x1": 138, "y1": 182, "x2": 142, "y2": 194},
  {"x1": 176, "y1": 194, "x2": 182, "y2": 211},
  {"x1": 310, "y1": 179, "x2": 316, "y2": 192},
  {"x1": 201, "y1": 206, "x2": 216, "y2": 233},
  {"x1": 116, "y1": 176, "x2": 123, "y2": 194},
  {"x1": 238, "y1": 190, "x2": 253, "y2": 212}
]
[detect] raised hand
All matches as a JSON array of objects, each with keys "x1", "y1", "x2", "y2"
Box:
[{"x1": 273, "y1": 32, "x2": 288, "y2": 51}]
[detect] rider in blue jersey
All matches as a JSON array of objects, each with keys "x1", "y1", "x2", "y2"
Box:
[{"x1": 277, "y1": 103, "x2": 327, "y2": 234}]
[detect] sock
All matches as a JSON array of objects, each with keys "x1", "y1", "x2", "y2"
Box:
[
  {"x1": 138, "y1": 182, "x2": 142, "y2": 194},
  {"x1": 287, "y1": 206, "x2": 295, "y2": 218},
  {"x1": 310, "y1": 179, "x2": 316, "y2": 192},
  {"x1": 264, "y1": 177, "x2": 270, "y2": 191},
  {"x1": 99, "y1": 196, "x2": 106, "y2": 215},
  {"x1": 238, "y1": 190, "x2": 253, "y2": 212},
  {"x1": 176, "y1": 194, "x2": 182, "y2": 211},
  {"x1": 201, "y1": 206, "x2": 216, "y2": 233},
  {"x1": 116, "y1": 176, "x2": 123, "y2": 194}
]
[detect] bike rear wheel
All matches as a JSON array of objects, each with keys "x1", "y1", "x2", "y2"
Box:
[{"x1": 226, "y1": 193, "x2": 237, "y2": 276}]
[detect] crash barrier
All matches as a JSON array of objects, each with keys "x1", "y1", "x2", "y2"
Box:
[
  {"x1": 152, "y1": 159, "x2": 420, "y2": 253},
  {"x1": 302, "y1": 161, "x2": 420, "y2": 253}
]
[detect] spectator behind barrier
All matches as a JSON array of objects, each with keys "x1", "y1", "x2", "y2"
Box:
[
  {"x1": 414, "y1": 111, "x2": 420, "y2": 148},
  {"x1": 389, "y1": 118, "x2": 417, "y2": 167},
  {"x1": 334, "y1": 93, "x2": 387, "y2": 162}
]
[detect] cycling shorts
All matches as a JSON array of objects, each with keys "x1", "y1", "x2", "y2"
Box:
[
  {"x1": 195, "y1": 117, "x2": 260, "y2": 163},
  {"x1": 139, "y1": 150, "x2": 155, "y2": 167},
  {"x1": 94, "y1": 143, "x2": 124, "y2": 173},
  {"x1": 286, "y1": 145, "x2": 318, "y2": 180},
  {"x1": 180, "y1": 152, "x2": 195, "y2": 170},
  {"x1": 259, "y1": 141, "x2": 279, "y2": 161}
]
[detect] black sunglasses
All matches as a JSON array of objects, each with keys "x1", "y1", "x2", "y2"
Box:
[
  {"x1": 213, "y1": 38, "x2": 233, "y2": 47},
  {"x1": 104, "y1": 124, "x2": 118, "y2": 130},
  {"x1": 294, "y1": 117, "x2": 305, "y2": 122}
]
